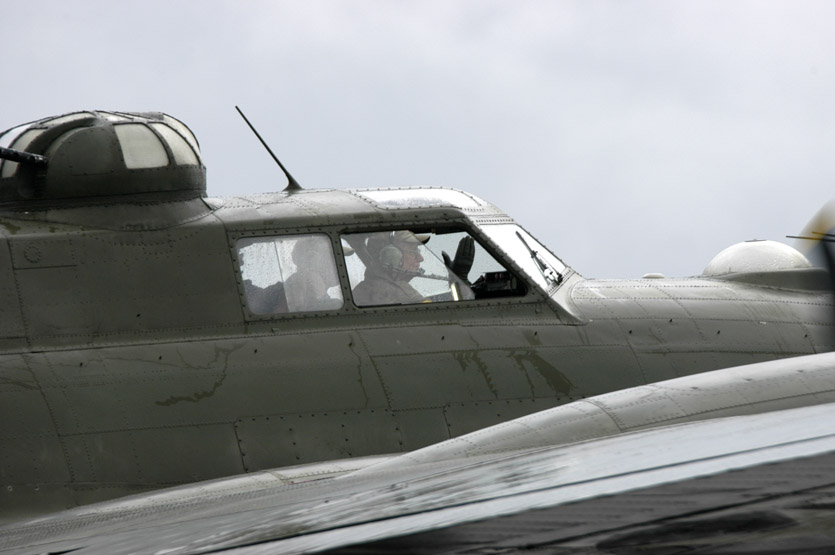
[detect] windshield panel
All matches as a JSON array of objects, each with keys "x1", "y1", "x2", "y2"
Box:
[{"x1": 480, "y1": 224, "x2": 567, "y2": 293}]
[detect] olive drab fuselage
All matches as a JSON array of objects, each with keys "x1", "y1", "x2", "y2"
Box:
[
  {"x1": 0, "y1": 112, "x2": 831, "y2": 521},
  {"x1": 0, "y1": 187, "x2": 831, "y2": 519}
]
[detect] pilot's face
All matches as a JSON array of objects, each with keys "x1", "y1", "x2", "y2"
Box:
[{"x1": 398, "y1": 242, "x2": 424, "y2": 273}]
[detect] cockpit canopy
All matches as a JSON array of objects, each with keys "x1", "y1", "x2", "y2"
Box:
[{"x1": 0, "y1": 111, "x2": 205, "y2": 205}]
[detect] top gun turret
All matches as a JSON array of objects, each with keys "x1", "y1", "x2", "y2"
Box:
[{"x1": 0, "y1": 111, "x2": 205, "y2": 206}]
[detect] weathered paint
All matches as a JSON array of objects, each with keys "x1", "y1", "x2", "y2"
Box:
[{"x1": 0, "y1": 115, "x2": 830, "y2": 520}]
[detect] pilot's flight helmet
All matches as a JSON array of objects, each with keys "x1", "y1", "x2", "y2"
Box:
[{"x1": 368, "y1": 230, "x2": 428, "y2": 274}]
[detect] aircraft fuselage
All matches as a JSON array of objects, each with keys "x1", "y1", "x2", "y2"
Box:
[
  {"x1": 0, "y1": 189, "x2": 829, "y2": 520},
  {"x1": 0, "y1": 111, "x2": 830, "y2": 522}
]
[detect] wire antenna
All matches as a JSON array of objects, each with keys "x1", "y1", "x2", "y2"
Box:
[{"x1": 235, "y1": 106, "x2": 302, "y2": 192}]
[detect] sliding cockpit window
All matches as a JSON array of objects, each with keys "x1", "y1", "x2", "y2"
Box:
[
  {"x1": 237, "y1": 234, "x2": 343, "y2": 314},
  {"x1": 341, "y1": 229, "x2": 526, "y2": 307}
]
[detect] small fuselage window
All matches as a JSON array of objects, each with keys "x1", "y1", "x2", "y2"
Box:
[
  {"x1": 237, "y1": 234, "x2": 344, "y2": 314},
  {"x1": 341, "y1": 229, "x2": 526, "y2": 307}
]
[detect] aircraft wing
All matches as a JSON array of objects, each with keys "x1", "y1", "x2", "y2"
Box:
[{"x1": 4, "y1": 353, "x2": 835, "y2": 554}]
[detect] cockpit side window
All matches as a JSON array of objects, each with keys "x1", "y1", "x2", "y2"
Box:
[
  {"x1": 341, "y1": 229, "x2": 526, "y2": 307},
  {"x1": 237, "y1": 234, "x2": 343, "y2": 314}
]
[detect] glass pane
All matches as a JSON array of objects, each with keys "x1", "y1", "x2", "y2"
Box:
[
  {"x1": 342, "y1": 231, "x2": 455, "y2": 306},
  {"x1": 238, "y1": 237, "x2": 287, "y2": 314},
  {"x1": 356, "y1": 189, "x2": 482, "y2": 210},
  {"x1": 151, "y1": 123, "x2": 199, "y2": 165},
  {"x1": 426, "y1": 230, "x2": 527, "y2": 298},
  {"x1": 114, "y1": 124, "x2": 169, "y2": 169},
  {"x1": 424, "y1": 231, "x2": 503, "y2": 282},
  {"x1": 480, "y1": 224, "x2": 567, "y2": 293},
  {"x1": 163, "y1": 115, "x2": 200, "y2": 155},
  {"x1": 10, "y1": 128, "x2": 44, "y2": 152},
  {"x1": 342, "y1": 229, "x2": 522, "y2": 307},
  {"x1": 1, "y1": 129, "x2": 45, "y2": 178},
  {"x1": 238, "y1": 234, "x2": 343, "y2": 314},
  {"x1": 0, "y1": 123, "x2": 34, "y2": 148}
]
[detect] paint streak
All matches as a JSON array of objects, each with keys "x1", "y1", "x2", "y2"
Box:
[
  {"x1": 347, "y1": 335, "x2": 370, "y2": 408},
  {"x1": 0, "y1": 221, "x2": 20, "y2": 235},
  {"x1": 454, "y1": 351, "x2": 499, "y2": 399},
  {"x1": 509, "y1": 349, "x2": 573, "y2": 396}
]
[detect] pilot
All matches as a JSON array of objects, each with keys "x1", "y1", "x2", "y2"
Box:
[
  {"x1": 352, "y1": 230, "x2": 475, "y2": 306},
  {"x1": 284, "y1": 236, "x2": 342, "y2": 311},
  {"x1": 352, "y1": 231, "x2": 430, "y2": 306}
]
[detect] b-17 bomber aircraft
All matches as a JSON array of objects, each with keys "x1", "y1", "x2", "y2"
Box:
[{"x1": 1, "y1": 110, "x2": 835, "y2": 553}]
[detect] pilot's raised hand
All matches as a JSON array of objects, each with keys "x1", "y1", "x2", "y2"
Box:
[{"x1": 442, "y1": 236, "x2": 475, "y2": 282}]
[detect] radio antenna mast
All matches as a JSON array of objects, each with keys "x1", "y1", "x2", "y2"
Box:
[{"x1": 235, "y1": 106, "x2": 302, "y2": 192}]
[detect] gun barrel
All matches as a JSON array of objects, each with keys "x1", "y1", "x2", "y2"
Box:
[{"x1": 0, "y1": 146, "x2": 48, "y2": 168}]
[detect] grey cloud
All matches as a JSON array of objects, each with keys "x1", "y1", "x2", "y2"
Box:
[{"x1": 2, "y1": 0, "x2": 835, "y2": 278}]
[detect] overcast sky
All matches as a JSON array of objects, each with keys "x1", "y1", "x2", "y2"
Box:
[{"x1": 3, "y1": 1, "x2": 835, "y2": 278}]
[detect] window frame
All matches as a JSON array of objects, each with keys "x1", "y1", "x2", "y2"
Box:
[
  {"x1": 230, "y1": 222, "x2": 552, "y2": 321},
  {"x1": 339, "y1": 224, "x2": 546, "y2": 310},
  {"x1": 231, "y1": 229, "x2": 351, "y2": 320}
]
